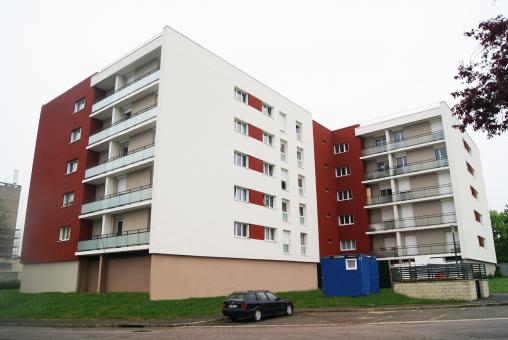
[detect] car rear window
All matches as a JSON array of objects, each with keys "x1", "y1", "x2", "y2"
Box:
[
  {"x1": 226, "y1": 293, "x2": 245, "y2": 300},
  {"x1": 256, "y1": 292, "x2": 269, "y2": 302}
]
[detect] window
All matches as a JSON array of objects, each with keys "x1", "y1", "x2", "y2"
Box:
[
  {"x1": 296, "y1": 148, "x2": 304, "y2": 168},
  {"x1": 281, "y1": 168, "x2": 289, "y2": 191},
  {"x1": 298, "y1": 176, "x2": 305, "y2": 196},
  {"x1": 262, "y1": 132, "x2": 274, "y2": 146},
  {"x1": 256, "y1": 292, "x2": 269, "y2": 302},
  {"x1": 119, "y1": 142, "x2": 129, "y2": 157},
  {"x1": 335, "y1": 166, "x2": 351, "y2": 177},
  {"x1": 234, "y1": 222, "x2": 249, "y2": 238},
  {"x1": 474, "y1": 210, "x2": 482, "y2": 223},
  {"x1": 435, "y1": 147, "x2": 447, "y2": 160},
  {"x1": 393, "y1": 130, "x2": 404, "y2": 143},
  {"x1": 340, "y1": 240, "x2": 357, "y2": 251},
  {"x1": 234, "y1": 186, "x2": 249, "y2": 202},
  {"x1": 235, "y1": 88, "x2": 248, "y2": 103},
  {"x1": 295, "y1": 122, "x2": 303, "y2": 141},
  {"x1": 234, "y1": 152, "x2": 248, "y2": 168},
  {"x1": 300, "y1": 233, "x2": 308, "y2": 255},
  {"x1": 396, "y1": 156, "x2": 407, "y2": 168},
  {"x1": 282, "y1": 199, "x2": 289, "y2": 222},
  {"x1": 377, "y1": 161, "x2": 388, "y2": 171},
  {"x1": 463, "y1": 139, "x2": 472, "y2": 153},
  {"x1": 69, "y1": 128, "x2": 82, "y2": 143},
  {"x1": 263, "y1": 162, "x2": 274, "y2": 176},
  {"x1": 280, "y1": 140, "x2": 288, "y2": 162},
  {"x1": 59, "y1": 226, "x2": 71, "y2": 241},
  {"x1": 74, "y1": 98, "x2": 85, "y2": 113},
  {"x1": 283, "y1": 230, "x2": 291, "y2": 254},
  {"x1": 262, "y1": 103, "x2": 273, "y2": 117},
  {"x1": 66, "y1": 159, "x2": 78, "y2": 174},
  {"x1": 123, "y1": 110, "x2": 132, "y2": 120},
  {"x1": 337, "y1": 189, "x2": 353, "y2": 201},
  {"x1": 264, "y1": 227, "x2": 276, "y2": 241},
  {"x1": 478, "y1": 236, "x2": 486, "y2": 248},
  {"x1": 339, "y1": 214, "x2": 354, "y2": 226},
  {"x1": 266, "y1": 292, "x2": 278, "y2": 301},
  {"x1": 234, "y1": 119, "x2": 248, "y2": 135},
  {"x1": 375, "y1": 137, "x2": 386, "y2": 147},
  {"x1": 263, "y1": 194, "x2": 275, "y2": 208},
  {"x1": 346, "y1": 258, "x2": 358, "y2": 270},
  {"x1": 299, "y1": 204, "x2": 306, "y2": 225},
  {"x1": 470, "y1": 186, "x2": 478, "y2": 199},
  {"x1": 62, "y1": 192, "x2": 74, "y2": 206},
  {"x1": 334, "y1": 143, "x2": 349, "y2": 154},
  {"x1": 280, "y1": 112, "x2": 287, "y2": 132},
  {"x1": 466, "y1": 162, "x2": 475, "y2": 176}
]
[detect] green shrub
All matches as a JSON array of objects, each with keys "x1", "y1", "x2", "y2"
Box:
[{"x1": 0, "y1": 281, "x2": 20, "y2": 290}]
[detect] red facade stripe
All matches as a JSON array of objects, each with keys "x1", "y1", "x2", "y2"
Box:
[
  {"x1": 247, "y1": 93, "x2": 262, "y2": 111},
  {"x1": 249, "y1": 224, "x2": 265, "y2": 240},
  {"x1": 248, "y1": 156, "x2": 264, "y2": 173},
  {"x1": 248, "y1": 189, "x2": 264, "y2": 206},
  {"x1": 248, "y1": 124, "x2": 263, "y2": 142}
]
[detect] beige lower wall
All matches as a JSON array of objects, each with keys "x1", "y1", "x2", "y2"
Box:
[
  {"x1": 394, "y1": 280, "x2": 489, "y2": 301},
  {"x1": 20, "y1": 261, "x2": 79, "y2": 293},
  {"x1": 150, "y1": 254, "x2": 318, "y2": 300}
]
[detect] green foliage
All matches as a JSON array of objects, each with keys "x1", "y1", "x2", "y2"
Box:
[
  {"x1": 490, "y1": 206, "x2": 508, "y2": 262},
  {"x1": 488, "y1": 277, "x2": 508, "y2": 293},
  {"x1": 0, "y1": 281, "x2": 20, "y2": 290}
]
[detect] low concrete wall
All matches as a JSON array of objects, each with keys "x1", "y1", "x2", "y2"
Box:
[
  {"x1": 394, "y1": 280, "x2": 490, "y2": 301},
  {"x1": 20, "y1": 261, "x2": 79, "y2": 293}
]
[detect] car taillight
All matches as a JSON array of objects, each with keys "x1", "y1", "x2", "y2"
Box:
[{"x1": 241, "y1": 303, "x2": 247, "y2": 310}]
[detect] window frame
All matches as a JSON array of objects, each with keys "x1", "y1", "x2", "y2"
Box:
[
  {"x1": 234, "y1": 119, "x2": 249, "y2": 135},
  {"x1": 263, "y1": 162, "x2": 275, "y2": 176},
  {"x1": 234, "y1": 88, "x2": 248, "y2": 103},
  {"x1": 74, "y1": 98, "x2": 85, "y2": 113},
  {"x1": 261, "y1": 103, "x2": 273, "y2": 117},
  {"x1": 69, "y1": 127, "x2": 82, "y2": 143},
  {"x1": 346, "y1": 258, "x2": 358, "y2": 270},
  {"x1": 335, "y1": 166, "x2": 351, "y2": 177},
  {"x1": 264, "y1": 227, "x2": 276, "y2": 241},
  {"x1": 234, "y1": 222, "x2": 249, "y2": 238},
  {"x1": 340, "y1": 240, "x2": 357, "y2": 251},
  {"x1": 339, "y1": 214, "x2": 355, "y2": 226},
  {"x1": 337, "y1": 189, "x2": 353, "y2": 201},
  {"x1": 300, "y1": 233, "x2": 308, "y2": 255},
  {"x1": 234, "y1": 186, "x2": 249, "y2": 202},
  {"x1": 263, "y1": 194, "x2": 275, "y2": 208},
  {"x1": 234, "y1": 151, "x2": 249, "y2": 168},
  {"x1": 62, "y1": 192, "x2": 75, "y2": 207},
  {"x1": 262, "y1": 131, "x2": 274, "y2": 146},
  {"x1": 59, "y1": 226, "x2": 71, "y2": 241},
  {"x1": 66, "y1": 159, "x2": 78, "y2": 174},
  {"x1": 334, "y1": 143, "x2": 349, "y2": 154}
]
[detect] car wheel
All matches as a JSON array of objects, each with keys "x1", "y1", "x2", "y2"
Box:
[
  {"x1": 285, "y1": 304, "x2": 293, "y2": 316},
  {"x1": 253, "y1": 309, "x2": 262, "y2": 322}
]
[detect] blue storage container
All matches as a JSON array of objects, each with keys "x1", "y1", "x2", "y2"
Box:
[{"x1": 320, "y1": 254, "x2": 379, "y2": 297}]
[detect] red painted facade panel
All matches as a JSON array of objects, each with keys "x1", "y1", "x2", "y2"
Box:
[
  {"x1": 248, "y1": 124, "x2": 263, "y2": 142},
  {"x1": 21, "y1": 77, "x2": 102, "y2": 264},
  {"x1": 249, "y1": 156, "x2": 264, "y2": 173},
  {"x1": 247, "y1": 93, "x2": 262, "y2": 111},
  {"x1": 249, "y1": 224, "x2": 265, "y2": 240},
  {"x1": 249, "y1": 189, "x2": 264, "y2": 206}
]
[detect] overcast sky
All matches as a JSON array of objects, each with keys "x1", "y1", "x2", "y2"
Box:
[{"x1": 1, "y1": 0, "x2": 507, "y2": 231}]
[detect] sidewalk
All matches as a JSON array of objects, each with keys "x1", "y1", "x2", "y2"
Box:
[{"x1": 1, "y1": 293, "x2": 507, "y2": 328}]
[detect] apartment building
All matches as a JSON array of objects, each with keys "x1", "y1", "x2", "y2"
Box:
[
  {"x1": 21, "y1": 27, "x2": 319, "y2": 299},
  {"x1": 314, "y1": 103, "x2": 497, "y2": 284}
]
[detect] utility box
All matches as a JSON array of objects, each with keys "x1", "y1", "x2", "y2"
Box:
[{"x1": 320, "y1": 254, "x2": 379, "y2": 297}]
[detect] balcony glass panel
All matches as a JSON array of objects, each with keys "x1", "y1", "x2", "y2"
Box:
[
  {"x1": 85, "y1": 144, "x2": 154, "y2": 179},
  {"x1": 362, "y1": 130, "x2": 445, "y2": 157},
  {"x1": 372, "y1": 242, "x2": 460, "y2": 258},
  {"x1": 364, "y1": 158, "x2": 449, "y2": 181},
  {"x1": 368, "y1": 213, "x2": 456, "y2": 232},
  {"x1": 81, "y1": 185, "x2": 152, "y2": 215},
  {"x1": 89, "y1": 106, "x2": 157, "y2": 145},
  {"x1": 366, "y1": 183, "x2": 453, "y2": 205},
  {"x1": 77, "y1": 229, "x2": 150, "y2": 252},
  {"x1": 92, "y1": 69, "x2": 160, "y2": 113}
]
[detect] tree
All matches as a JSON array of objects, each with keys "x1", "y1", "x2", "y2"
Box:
[
  {"x1": 451, "y1": 15, "x2": 508, "y2": 138},
  {"x1": 491, "y1": 206, "x2": 508, "y2": 263}
]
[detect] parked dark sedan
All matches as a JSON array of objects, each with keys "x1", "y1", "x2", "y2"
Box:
[{"x1": 222, "y1": 290, "x2": 293, "y2": 321}]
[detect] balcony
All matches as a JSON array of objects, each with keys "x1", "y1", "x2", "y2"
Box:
[
  {"x1": 372, "y1": 242, "x2": 460, "y2": 258},
  {"x1": 368, "y1": 212, "x2": 456, "y2": 232},
  {"x1": 77, "y1": 228, "x2": 149, "y2": 252},
  {"x1": 366, "y1": 183, "x2": 453, "y2": 206},
  {"x1": 88, "y1": 105, "x2": 157, "y2": 145},
  {"x1": 84, "y1": 144, "x2": 155, "y2": 179},
  {"x1": 364, "y1": 158, "x2": 449, "y2": 181},
  {"x1": 92, "y1": 68, "x2": 160, "y2": 113},
  {"x1": 81, "y1": 185, "x2": 152, "y2": 215},
  {"x1": 361, "y1": 130, "x2": 445, "y2": 157}
]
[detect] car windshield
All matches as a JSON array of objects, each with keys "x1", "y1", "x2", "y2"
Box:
[{"x1": 226, "y1": 293, "x2": 245, "y2": 300}]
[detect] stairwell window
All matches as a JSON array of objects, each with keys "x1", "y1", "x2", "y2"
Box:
[
  {"x1": 296, "y1": 148, "x2": 304, "y2": 168},
  {"x1": 463, "y1": 139, "x2": 472, "y2": 154},
  {"x1": 59, "y1": 226, "x2": 71, "y2": 241},
  {"x1": 235, "y1": 88, "x2": 248, "y2": 103},
  {"x1": 262, "y1": 132, "x2": 274, "y2": 146},
  {"x1": 296, "y1": 122, "x2": 303, "y2": 141},
  {"x1": 263, "y1": 194, "x2": 275, "y2": 208},
  {"x1": 300, "y1": 233, "x2": 308, "y2": 255},
  {"x1": 234, "y1": 119, "x2": 248, "y2": 135},
  {"x1": 298, "y1": 176, "x2": 305, "y2": 196},
  {"x1": 74, "y1": 98, "x2": 85, "y2": 113},
  {"x1": 337, "y1": 189, "x2": 353, "y2": 201},
  {"x1": 62, "y1": 192, "x2": 75, "y2": 207},
  {"x1": 265, "y1": 227, "x2": 276, "y2": 241},
  {"x1": 69, "y1": 127, "x2": 82, "y2": 143},
  {"x1": 282, "y1": 199, "x2": 289, "y2": 222},
  {"x1": 339, "y1": 214, "x2": 354, "y2": 226},
  {"x1": 262, "y1": 103, "x2": 273, "y2": 117},
  {"x1": 335, "y1": 166, "x2": 351, "y2": 177},
  {"x1": 280, "y1": 112, "x2": 287, "y2": 132},
  {"x1": 234, "y1": 186, "x2": 249, "y2": 202},
  {"x1": 234, "y1": 151, "x2": 248, "y2": 168},
  {"x1": 467, "y1": 162, "x2": 475, "y2": 176},
  {"x1": 299, "y1": 204, "x2": 306, "y2": 225},
  {"x1": 234, "y1": 222, "x2": 249, "y2": 238},
  {"x1": 334, "y1": 143, "x2": 349, "y2": 154},
  {"x1": 281, "y1": 168, "x2": 289, "y2": 191},
  {"x1": 66, "y1": 159, "x2": 78, "y2": 174},
  {"x1": 470, "y1": 186, "x2": 479, "y2": 199},
  {"x1": 283, "y1": 230, "x2": 291, "y2": 254},
  {"x1": 280, "y1": 140, "x2": 288, "y2": 162},
  {"x1": 340, "y1": 240, "x2": 356, "y2": 251},
  {"x1": 478, "y1": 236, "x2": 486, "y2": 248},
  {"x1": 474, "y1": 210, "x2": 482, "y2": 223}
]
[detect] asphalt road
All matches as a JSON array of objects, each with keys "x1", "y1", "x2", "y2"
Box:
[{"x1": 1, "y1": 305, "x2": 508, "y2": 339}]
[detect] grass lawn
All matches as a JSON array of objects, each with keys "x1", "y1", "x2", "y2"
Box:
[
  {"x1": 489, "y1": 277, "x2": 508, "y2": 293},
  {"x1": 0, "y1": 288, "x2": 442, "y2": 320}
]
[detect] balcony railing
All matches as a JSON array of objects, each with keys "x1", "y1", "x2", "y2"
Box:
[
  {"x1": 372, "y1": 242, "x2": 460, "y2": 258},
  {"x1": 368, "y1": 212, "x2": 456, "y2": 232},
  {"x1": 366, "y1": 183, "x2": 453, "y2": 206},
  {"x1": 92, "y1": 68, "x2": 160, "y2": 113},
  {"x1": 81, "y1": 185, "x2": 152, "y2": 215},
  {"x1": 77, "y1": 228, "x2": 149, "y2": 252},
  {"x1": 84, "y1": 143, "x2": 155, "y2": 179},
  {"x1": 364, "y1": 157, "x2": 449, "y2": 181},
  {"x1": 362, "y1": 130, "x2": 445, "y2": 157},
  {"x1": 88, "y1": 105, "x2": 157, "y2": 145},
  {"x1": 391, "y1": 263, "x2": 487, "y2": 282}
]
